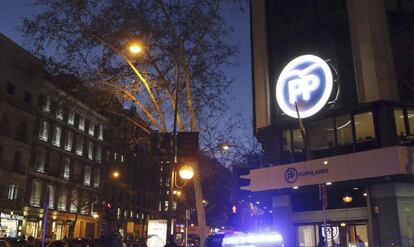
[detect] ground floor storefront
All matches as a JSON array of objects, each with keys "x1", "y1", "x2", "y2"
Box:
[
  {"x1": 22, "y1": 207, "x2": 99, "y2": 240},
  {"x1": 0, "y1": 211, "x2": 24, "y2": 238},
  {"x1": 241, "y1": 146, "x2": 414, "y2": 247}
]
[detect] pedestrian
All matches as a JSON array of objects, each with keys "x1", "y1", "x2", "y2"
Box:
[
  {"x1": 164, "y1": 235, "x2": 178, "y2": 247},
  {"x1": 356, "y1": 235, "x2": 364, "y2": 247},
  {"x1": 317, "y1": 236, "x2": 326, "y2": 247},
  {"x1": 26, "y1": 236, "x2": 35, "y2": 247}
]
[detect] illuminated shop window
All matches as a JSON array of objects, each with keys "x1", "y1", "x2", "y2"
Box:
[
  {"x1": 282, "y1": 130, "x2": 291, "y2": 152},
  {"x1": 394, "y1": 108, "x2": 406, "y2": 137},
  {"x1": 354, "y1": 112, "x2": 375, "y2": 142},
  {"x1": 336, "y1": 115, "x2": 353, "y2": 145},
  {"x1": 308, "y1": 119, "x2": 334, "y2": 150},
  {"x1": 292, "y1": 129, "x2": 304, "y2": 152}
]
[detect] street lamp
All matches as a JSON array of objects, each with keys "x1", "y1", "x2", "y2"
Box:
[
  {"x1": 128, "y1": 43, "x2": 143, "y2": 54},
  {"x1": 112, "y1": 171, "x2": 120, "y2": 179},
  {"x1": 179, "y1": 165, "x2": 194, "y2": 180},
  {"x1": 222, "y1": 144, "x2": 230, "y2": 151}
]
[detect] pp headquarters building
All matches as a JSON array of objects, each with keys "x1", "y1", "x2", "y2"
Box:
[{"x1": 244, "y1": 0, "x2": 414, "y2": 246}]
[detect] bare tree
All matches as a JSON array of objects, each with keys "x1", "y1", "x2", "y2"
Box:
[
  {"x1": 19, "y1": 0, "x2": 240, "y2": 133},
  {"x1": 68, "y1": 189, "x2": 94, "y2": 238}
]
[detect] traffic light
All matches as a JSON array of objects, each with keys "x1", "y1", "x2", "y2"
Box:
[
  {"x1": 102, "y1": 201, "x2": 114, "y2": 221},
  {"x1": 233, "y1": 166, "x2": 251, "y2": 199}
]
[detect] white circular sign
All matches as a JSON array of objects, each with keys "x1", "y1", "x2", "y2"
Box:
[{"x1": 276, "y1": 54, "x2": 333, "y2": 118}]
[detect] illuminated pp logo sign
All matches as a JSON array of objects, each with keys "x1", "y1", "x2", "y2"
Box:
[
  {"x1": 276, "y1": 55, "x2": 333, "y2": 118},
  {"x1": 285, "y1": 167, "x2": 298, "y2": 184}
]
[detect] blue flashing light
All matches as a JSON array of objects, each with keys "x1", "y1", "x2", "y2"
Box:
[{"x1": 222, "y1": 232, "x2": 283, "y2": 247}]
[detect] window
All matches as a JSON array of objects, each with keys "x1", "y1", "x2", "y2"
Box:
[
  {"x1": 75, "y1": 135, "x2": 84, "y2": 156},
  {"x1": 164, "y1": 201, "x2": 169, "y2": 211},
  {"x1": 94, "y1": 169, "x2": 101, "y2": 188},
  {"x1": 98, "y1": 125, "x2": 103, "y2": 140},
  {"x1": 68, "y1": 110, "x2": 75, "y2": 125},
  {"x1": 80, "y1": 192, "x2": 89, "y2": 215},
  {"x1": 56, "y1": 102, "x2": 64, "y2": 120},
  {"x1": 95, "y1": 145, "x2": 102, "y2": 163},
  {"x1": 8, "y1": 184, "x2": 18, "y2": 200},
  {"x1": 24, "y1": 91, "x2": 32, "y2": 104},
  {"x1": 49, "y1": 152, "x2": 59, "y2": 175},
  {"x1": 30, "y1": 180, "x2": 42, "y2": 207},
  {"x1": 354, "y1": 112, "x2": 375, "y2": 142},
  {"x1": 74, "y1": 161, "x2": 82, "y2": 178},
  {"x1": 88, "y1": 121, "x2": 95, "y2": 136},
  {"x1": 42, "y1": 95, "x2": 51, "y2": 113},
  {"x1": 48, "y1": 184, "x2": 55, "y2": 209},
  {"x1": 78, "y1": 115, "x2": 85, "y2": 131},
  {"x1": 117, "y1": 208, "x2": 121, "y2": 219},
  {"x1": 292, "y1": 129, "x2": 304, "y2": 152},
  {"x1": 13, "y1": 151, "x2": 21, "y2": 170},
  {"x1": 408, "y1": 110, "x2": 414, "y2": 135},
  {"x1": 159, "y1": 202, "x2": 162, "y2": 212},
  {"x1": 308, "y1": 119, "x2": 335, "y2": 150},
  {"x1": 64, "y1": 131, "x2": 73, "y2": 151},
  {"x1": 120, "y1": 154, "x2": 125, "y2": 163},
  {"x1": 63, "y1": 158, "x2": 71, "y2": 180},
  {"x1": 15, "y1": 121, "x2": 28, "y2": 142},
  {"x1": 173, "y1": 201, "x2": 177, "y2": 210},
  {"x1": 394, "y1": 108, "x2": 406, "y2": 137},
  {"x1": 70, "y1": 189, "x2": 78, "y2": 213},
  {"x1": 52, "y1": 125, "x2": 62, "y2": 147},
  {"x1": 6, "y1": 82, "x2": 15, "y2": 95},
  {"x1": 39, "y1": 120, "x2": 49, "y2": 142},
  {"x1": 336, "y1": 115, "x2": 353, "y2": 145},
  {"x1": 282, "y1": 130, "x2": 291, "y2": 152},
  {"x1": 58, "y1": 187, "x2": 67, "y2": 211},
  {"x1": 35, "y1": 147, "x2": 46, "y2": 173},
  {"x1": 114, "y1": 152, "x2": 117, "y2": 161},
  {"x1": 87, "y1": 141, "x2": 93, "y2": 160},
  {"x1": 84, "y1": 166, "x2": 92, "y2": 186}
]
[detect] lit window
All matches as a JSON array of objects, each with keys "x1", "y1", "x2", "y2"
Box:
[
  {"x1": 394, "y1": 108, "x2": 406, "y2": 137},
  {"x1": 52, "y1": 125, "x2": 62, "y2": 147},
  {"x1": 98, "y1": 125, "x2": 103, "y2": 140},
  {"x1": 42, "y1": 95, "x2": 51, "y2": 113},
  {"x1": 35, "y1": 147, "x2": 46, "y2": 173},
  {"x1": 84, "y1": 166, "x2": 92, "y2": 186},
  {"x1": 78, "y1": 115, "x2": 85, "y2": 131},
  {"x1": 56, "y1": 102, "x2": 64, "y2": 120},
  {"x1": 130, "y1": 210, "x2": 134, "y2": 218},
  {"x1": 80, "y1": 192, "x2": 89, "y2": 215},
  {"x1": 282, "y1": 130, "x2": 291, "y2": 152},
  {"x1": 336, "y1": 115, "x2": 353, "y2": 145},
  {"x1": 30, "y1": 180, "x2": 42, "y2": 207},
  {"x1": 63, "y1": 158, "x2": 71, "y2": 180},
  {"x1": 95, "y1": 145, "x2": 102, "y2": 163},
  {"x1": 39, "y1": 120, "x2": 49, "y2": 142},
  {"x1": 48, "y1": 184, "x2": 55, "y2": 209},
  {"x1": 68, "y1": 110, "x2": 75, "y2": 125},
  {"x1": 117, "y1": 208, "x2": 121, "y2": 219},
  {"x1": 88, "y1": 141, "x2": 93, "y2": 160},
  {"x1": 76, "y1": 135, "x2": 84, "y2": 156},
  {"x1": 88, "y1": 121, "x2": 95, "y2": 136},
  {"x1": 408, "y1": 110, "x2": 414, "y2": 135},
  {"x1": 159, "y1": 202, "x2": 162, "y2": 212},
  {"x1": 7, "y1": 184, "x2": 18, "y2": 200},
  {"x1": 308, "y1": 119, "x2": 335, "y2": 150},
  {"x1": 354, "y1": 112, "x2": 375, "y2": 142},
  {"x1": 173, "y1": 201, "x2": 177, "y2": 211},
  {"x1": 114, "y1": 152, "x2": 117, "y2": 161},
  {"x1": 58, "y1": 187, "x2": 67, "y2": 211},
  {"x1": 70, "y1": 189, "x2": 78, "y2": 213},
  {"x1": 64, "y1": 131, "x2": 73, "y2": 151},
  {"x1": 120, "y1": 154, "x2": 124, "y2": 163},
  {"x1": 94, "y1": 169, "x2": 101, "y2": 188},
  {"x1": 164, "y1": 201, "x2": 169, "y2": 211}
]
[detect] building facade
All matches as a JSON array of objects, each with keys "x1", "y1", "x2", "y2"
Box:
[
  {"x1": 0, "y1": 33, "x2": 160, "y2": 240},
  {"x1": 246, "y1": 0, "x2": 414, "y2": 246}
]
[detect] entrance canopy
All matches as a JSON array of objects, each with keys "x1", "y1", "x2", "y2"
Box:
[{"x1": 241, "y1": 146, "x2": 414, "y2": 192}]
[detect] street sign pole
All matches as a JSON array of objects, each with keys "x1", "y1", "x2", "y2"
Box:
[{"x1": 320, "y1": 184, "x2": 328, "y2": 247}]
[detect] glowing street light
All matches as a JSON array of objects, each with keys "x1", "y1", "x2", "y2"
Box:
[
  {"x1": 112, "y1": 171, "x2": 120, "y2": 178},
  {"x1": 128, "y1": 43, "x2": 143, "y2": 54},
  {"x1": 179, "y1": 165, "x2": 194, "y2": 180},
  {"x1": 343, "y1": 195, "x2": 353, "y2": 203},
  {"x1": 222, "y1": 144, "x2": 230, "y2": 151}
]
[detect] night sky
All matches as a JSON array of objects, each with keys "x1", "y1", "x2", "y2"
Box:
[{"x1": 0, "y1": 0, "x2": 253, "y2": 140}]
